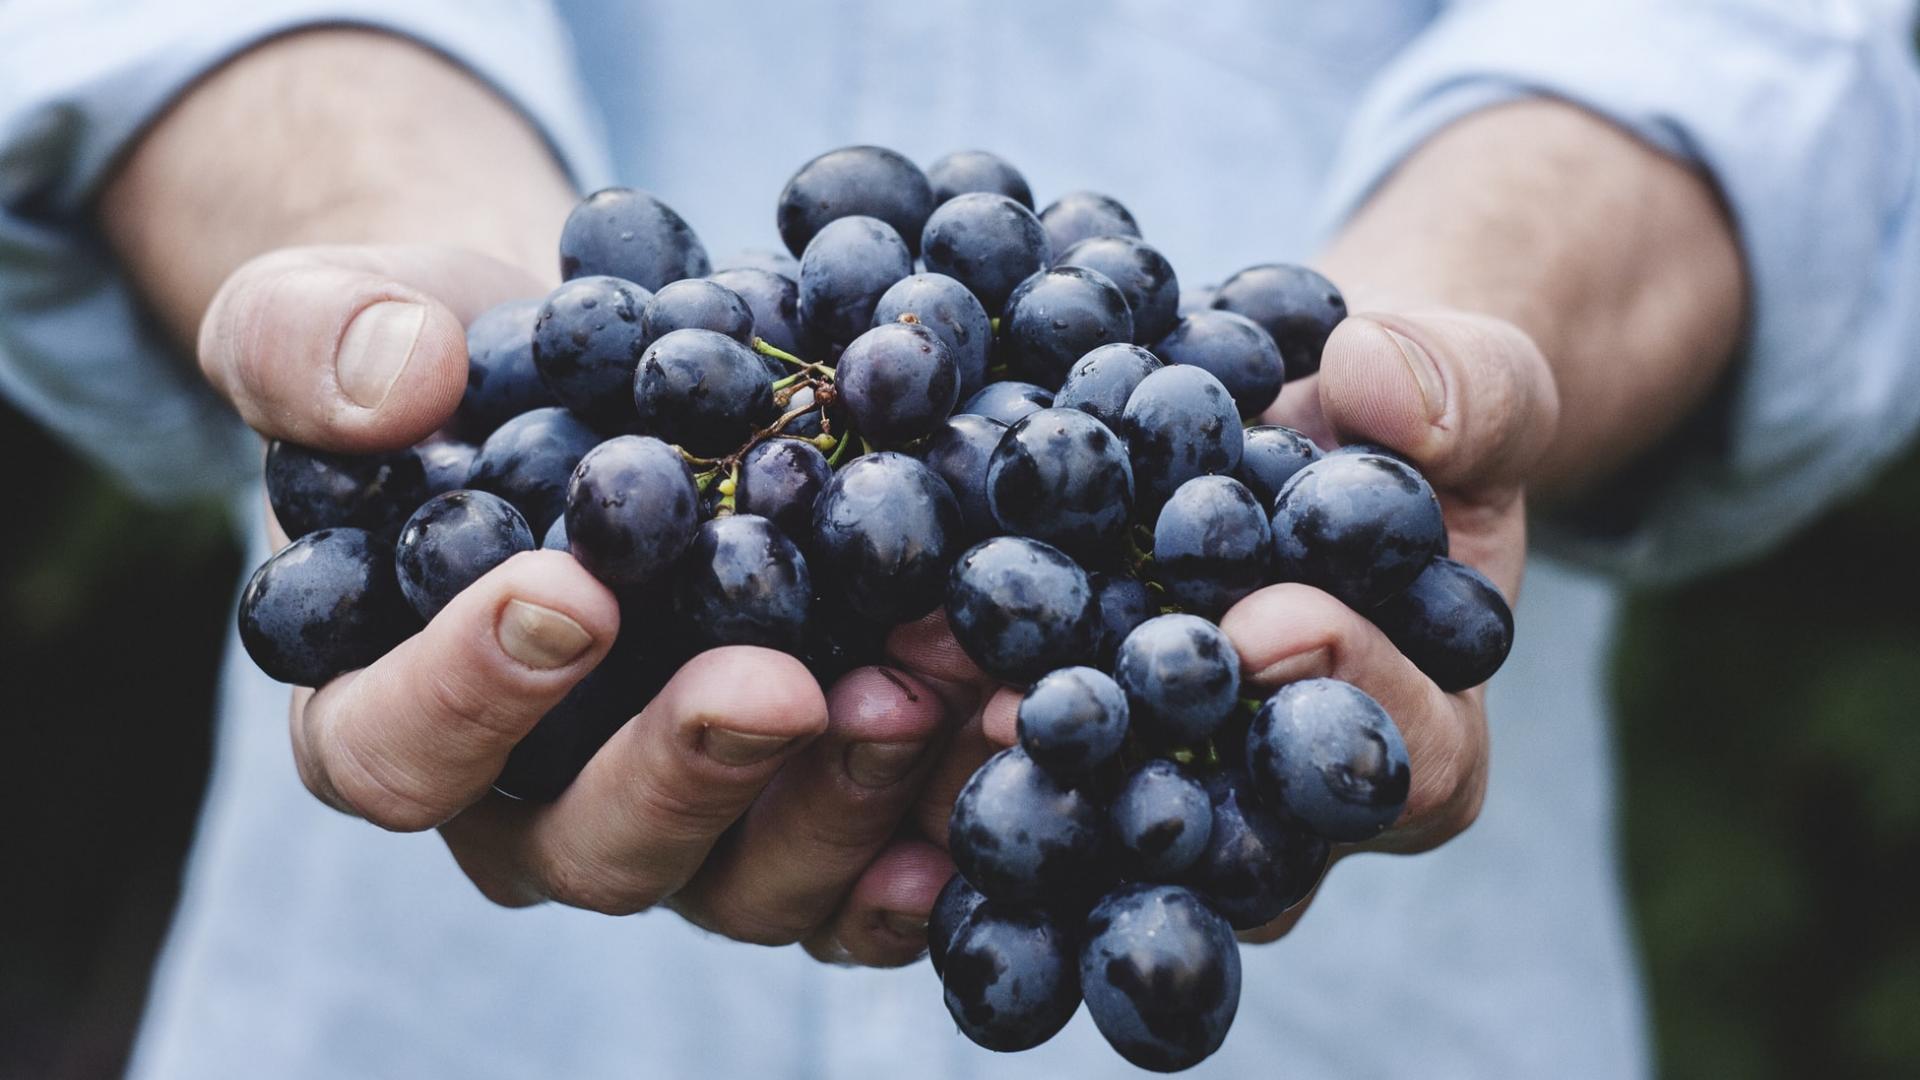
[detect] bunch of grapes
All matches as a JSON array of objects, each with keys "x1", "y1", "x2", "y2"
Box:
[{"x1": 236, "y1": 145, "x2": 1515, "y2": 1070}]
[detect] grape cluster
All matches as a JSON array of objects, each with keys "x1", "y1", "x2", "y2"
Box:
[{"x1": 235, "y1": 145, "x2": 1516, "y2": 1068}]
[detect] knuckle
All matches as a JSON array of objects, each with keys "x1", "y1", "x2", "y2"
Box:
[
  {"x1": 539, "y1": 855, "x2": 662, "y2": 917},
  {"x1": 695, "y1": 894, "x2": 815, "y2": 947},
  {"x1": 324, "y1": 726, "x2": 458, "y2": 832}
]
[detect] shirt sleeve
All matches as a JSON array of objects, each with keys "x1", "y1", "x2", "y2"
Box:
[
  {"x1": 0, "y1": 1, "x2": 613, "y2": 503},
  {"x1": 1311, "y1": 0, "x2": 1920, "y2": 584}
]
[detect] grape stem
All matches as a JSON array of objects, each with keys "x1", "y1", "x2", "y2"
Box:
[{"x1": 752, "y1": 336, "x2": 835, "y2": 380}]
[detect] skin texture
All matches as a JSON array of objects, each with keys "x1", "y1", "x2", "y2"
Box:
[{"x1": 98, "y1": 22, "x2": 1743, "y2": 961}]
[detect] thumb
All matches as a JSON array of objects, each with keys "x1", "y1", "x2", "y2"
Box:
[
  {"x1": 198, "y1": 244, "x2": 546, "y2": 452},
  {"x1": 1316, "y1": 311, "x2": 1559, "y2": 495}
]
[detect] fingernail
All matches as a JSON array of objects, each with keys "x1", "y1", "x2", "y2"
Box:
[
  {"x1": 844, "y1": 741, "x2": 927, "y2": 789},
  {"x1": 497, "y1": 599, "x2": 593, "y2": 670},
  {"x1": 704, "y1": 728, "x2": 794, "y2": 766},
  {"x1": 881, "y1": 911, "x2": 929, "y2": 939},
  {"x1": 1381, "y1": 327, "x2": 1445, "y2": 423},
  {"x1": 1252, "y1": 646, "x2": 1330, "y2": 688},
  {"x1": 337, "y1": 301, "x2": 426, "y2": 409}
]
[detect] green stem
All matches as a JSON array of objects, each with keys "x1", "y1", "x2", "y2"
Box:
[
  {"x1": 752, "y1": 336, "x2": 834, "y2": 380},
  {"x1": 825, "y1": 430, "x2": 854, "y2": 467}
]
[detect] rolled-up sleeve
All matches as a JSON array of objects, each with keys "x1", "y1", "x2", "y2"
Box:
[
  {"x1": 1313, "y1": 0, "x2": 1920, "y2": 583},
  {"x1": 0, "y1": 0, "x2": 611, "y2": 502}
]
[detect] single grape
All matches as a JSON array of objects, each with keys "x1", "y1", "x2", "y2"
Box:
[
  {"x1": 1088, "y1": 571, "x2": 1154, "y2": 668},
  {"x1": 237, "y1": 528, "x2": 417, "y2": 686},
  {"x1": 1120, "y1": 364, "x2": 1243, "y2": 515},
  {"x1": 1367, "y1": 556, "x2": 1515, "y2": 691},
  {"x1": 1055, "y1": 235, "x2": 1179, "y2": 345},
  {"x1": 639, "y1": 278, "x2": 754, "y2": 353},
  {"x1": 531, "y1": 275, "x2": 651, "y2": 428},
  {"x1": 1211, "y1": 263, "x2": 1346, "y2": 379},
  {"x1": 808, "y1": 452, "x2": 964, "y2": 625},
  {"x1": 926, "y1": 149, "x2": 1034, "y2": 209},
  {"x1": 1110, "y1": 759, "x2": 1213, "y2": 879},
  {"x1": 1152, "y1": 475, "x2": 1272, "y2": 618},
  {"x1": 920, "y1": 192, "x2": 1053, "y2": 312},
  {"x1": 1000, "y1": 266, "x2": 1133, "y2": 390},
  {"x1": 928, "y1": 873, "x2": 988, "y2": 977},
  {"x1": 457, "y1": 298, "x2": 555, "y2": 437},
  {"x1": 465, "y1": 406, "x2": 601, "y2": 535},
  {"x1": 777, "y1": 145, "x2": 935, "y2": 257},
  {"x1": 957, "y1": 380, "x2": 1053, "y2": 425},
  {"x1": 1269, "y1": 452, "x2": 1446, "y2": 609},
  {"x1": 1235, "y1": 425, "x2": 1323, "y2": 509},
  {"x1": 1080, "y1": 884, "x2": 1241, "y2": 1072},
  {"x1": 943, "y1": 901, "x2": 1082, "y2": 1053},
  {"x1": 1017, "y1": 666, "x2": 1129, "y2": 777},
  {"x1": 735, "y1": 438, "x2": 831, "y2": 542},
  {"x1": 1326, "y1": 440, "x2": 1415, "y2": 466},
  {"x1": 948, "y1": 746, "x2": 1102, "y2": 903},
  {"x1": 1113, "y1": 614, "x2": 1241, "y2": 746},
  {"x1": 563, "y1": 435, "x2": 700, "y2": 589},
  {"x1": 1187, "y1": 770, "x2": 1329, "y2": 929},
  {"x1": 1154, "y1": 309, "x2": 1286, "y2": 420},
  {"x1": 264, "y1": 440, "x2": 428, "y2": 542},
  {"x1": 673, "y1": 515, "x2": 812, "y2": 652},
  {"x1": 946, "y1": 536, "x2": 1100, "y2": 685},
  {"x1": 559, "y1": 186, "x2": 710, "y2": 290},
  {"x1": 541, "y1": 514, "x2": 569, "y2": 552},
  {"x1": 414, "y1": 436, "x2": 478, "y2": 497},
  {"x1": 494, "y1": 620, "x2": 674, "y2": 801},
  {"x1": 711, "y1": 248, "x2": 799, "y2": 282},
  {"x1": 1248, "y1": 678, "x2": 1411, "y2": 842},
  {"x1": 872, "y1": 272, "x2": 992, "y2": 400},
  {"x1": 1053, "y1": 342, "x2": 1162, "y2": 432},
  {"x1": 394, "y1": 490, "x2": 535, "y2": 621},
  {"x1": 835, "y1": 321, "x2": 959, "y2": 445},
  {"x1": 917, "y1": 413, "x2": 1007, "y2": 541},
  {"x1": 986, "y1": 407, "x2": 1134, "y2": 563},
  {"x1": 797, "y1": 215, "x2": 914, "y2": 346},
  {"x1": 800, "y1": 592, "x2": 890, "y2": 685},
  {"x1": 631, "y1": 328, "x2": 774, "y2": 457},
  {"x1": 1038, "y1": 190, "x2": 1141, "y2": 254},
  {"x1": 706, "y1": 267, "x2": 807, "y2": 359}
]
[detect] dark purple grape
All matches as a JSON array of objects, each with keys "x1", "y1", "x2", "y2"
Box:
[
  {"x1": 237, "y1": 528, "x2": 416, "y2": 686},
  {"x1": 457, "y1": 298, "x2": 554, "y2": 437},
  {"x1": 265, "y1": 440, "x2": 428, "y2": 542},
  {"x1": 1188, "y1": 770, "x2": 1329, "y2": 929},
  {"x1": 1368, "y1": 556, "x2": 1514, "y2": 691},
  {"x1": 928, "y1": 873, "x2": 987, "y2": 977},
  {"x1": 494, "y1": 618, "x2": 673, "y2": 801},
  {"x1": 1236, "y1": 425, "x2": 1323, "y2": 509},
  {"x1": 872, "y1": 272, "x2": 992, "y2": 401},
  {"x1": 707, "y1": 267, "x2": 807, "y2": 358},
  {"x1": 639, "y1": 278, "x2": 754, "y2": 353},
  {"x1": 797, "y1": 215, "x2": 914, "y2": 346},
  {"x1": 1080, "y1": 884, "x2": 1240, "y2": 1072},
  {"x1": 559, "y1": 187, "x2": 710, "y2": 290},
  {"x1": 1154, "y1": 309, "x2": 1286, "y2": 419},
  {"x1": 800, "y1": 592, "x2": 890, "y2": 685},
  {"x1": 1053, "y1": 342, "x2": 1162, "y2": 432},
  {"x1": 631, "y1": 328, "x2": 774, "y2": 457},
  {"x1": 1249, "y1": 678, "x2": 1410, "y2": 842},
  {"x1": 1110, "y1": 760, "x2": 1212, "y2": 879},
  {"x1": 1211, "y1": 263, "x2": 1346, "y2": 379},
  {"x1": 531, "y1": 275, "x2": 650, "y2": 428},
  {"x1": 1120, "y1": 365, "x2": 1243, "y2": 515},
  {"x1": 1089, "y1": 572, "x2": 1154, "y2": 668},
  {"x1": 1269, "y1": 452, "x2": 1446, "y2": 609},
  {"x1": 1000, "y1": 266, "x2": 1133, "y2": 390},
  {"x1": 735, "y1": 438, "x2": 830, "y2": 542},
  {"x1": 1038, "y1": 191, "x2": 1141, "y2": 255},
  {"x1": 949, "y1": 746, "x2": 1102, "y2": 903},
  {"x1": 926, "y1": 149, "x2": 1033, "y2": 209},
  {"x1": 673, "y1": 515, "x2": 812, "y2": 652},
  {"x1": 1327, "y1": 440, "x2": 1416, "y2": 467},
  {"x1": 1113, "y1": 614, "x2": 1240, "y2": 746},
  {"x1": 771, "y1": 383, "x2": 827, "y2": 438},
  {"x1": 808, "y1": 452, "x2": 963, "y2": 625},
  {"x1": 958, "y1": 380, "x2": 1052, "y2": 425},
  {"x1": 415, "y1": 436, "x2": 478, "y2": 497},
  {"x1": 1055, "y1": 235, "x2": 1179, "y2": 345},
  {"x1": 943, "y1": 901, "x2": 1081, "y2": 1052},
  {"x1": 917, "y1": 413, "x2": 1007, "y2": 541},
  {"x1": 394, "y1": 490, "x2": 535, "y2": 621},
  {"x1": 836, "y1": 321, "x2": 959, "y2": 446},
  {"x1": 986, "y1": 407, "x2": 1133, "y2": 563},
  {"x1": 563, "y1": 435, "x2": 700, "y2": 588},
  {"x1": 946, "y1": 536, "x2": 1100, "y2": 685},
  {"x1": 711, "y1": 248, "x2": 798, "y2": 282},
  {"x1": 465, "y1": 406, "x2": 600, "y2": 536},
  {"x1": 777, "y1": 145, "x2": 934, "y2": 257},
  {"x1": 1152, "y1": 475, "x2": 1272, "y2": 618},
  {"x1": 541, "y1": 514, "x2": 568, "y2": 551},
  {"x1": 920, "y1": 192, "x2": 1053, "y2": 312},
  {"x1": 1017, "y1": 666, "x2": 1129, "y2": 778}
]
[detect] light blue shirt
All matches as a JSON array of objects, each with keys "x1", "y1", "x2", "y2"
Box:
[{"x1": 4, "y1": 2, "x2": 1918, "y2": 1077}]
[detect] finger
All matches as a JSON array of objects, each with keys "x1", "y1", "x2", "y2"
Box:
[
  {"x1": 909, "y1": 709, "x2": 1001, "y2": 848},
  {"x1": 292, "y1": 550, "x2": 617, "y2": 832},
  {"x1": 886, "y1": 608, "x2": 993, "y2": 716},
  {"x1": 804, "y1": 840, "x2": 956, "y2": 967},
  {"x1": 1220, "y1": 583, "x2": 1487, "y2": 853},
  {"x1": 442, "y1": 647, "x2": 828, "y2": 915},
  {"x1": 980, "y1": 685, "x2": 1021, "y2": 748},
  {"x1": 199, "y1": 244, "x2": 544, "y2": 451},
  {"x1": 671, "y1": 666, "x2": 947, "y2": 944}
]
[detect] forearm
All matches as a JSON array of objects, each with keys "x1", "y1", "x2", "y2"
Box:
[
  {"x1": 98, "y1": 27, "x2": 577, "y2": 348},
  {"x1": 1318, "y1": 99, "x2": 1747, "y2": 497}
]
